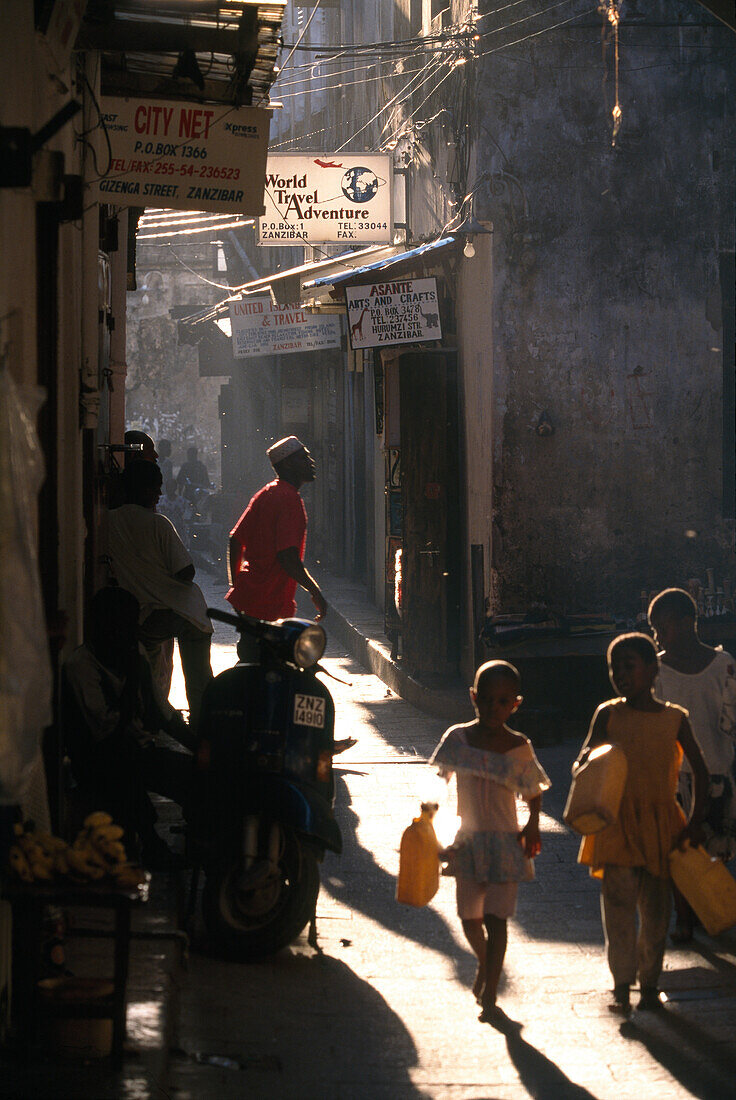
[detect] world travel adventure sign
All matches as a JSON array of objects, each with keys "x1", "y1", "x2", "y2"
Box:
[
  {"x1": 345, "y1": 278, "x2": 442, "y2": 349},
  {"x1": 228, "y1": 297, "x2": 342, "y2": 358},
  {"x1": 258, "y1": 154, "x2": 392, "y2": 244},
  {"x1": 91, "y1": 96, "x2": 271, "y2": 214}
]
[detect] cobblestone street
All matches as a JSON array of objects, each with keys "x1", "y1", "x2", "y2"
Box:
[
  {"x1": 164, "y1": 598, "x2": 736, "y2": 1100},
  {"x1": 4, "y1": 584, "x2": 735, "y2": 1100}
]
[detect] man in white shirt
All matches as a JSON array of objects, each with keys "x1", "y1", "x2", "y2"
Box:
[{"x1": 108, "y1": 461, "x2": 213, "y2": 729}]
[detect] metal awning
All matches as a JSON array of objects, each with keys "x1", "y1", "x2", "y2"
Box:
[
  {"x1": 304, "y1": 236, "x2": 458, "y2": 291},
  {"x1": 178, "y1": 235, "x2": 460, "y2": 343},
  {"x1": 179, "y1": 243, "x2": 408, "y2": 334},
  {"x1": 78, "y1": 1, "x2": 286, "y2": 106}
]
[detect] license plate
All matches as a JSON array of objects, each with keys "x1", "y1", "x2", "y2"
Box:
[{"x1": 293, "y1": 694, "x2": 325, "y2": 728}]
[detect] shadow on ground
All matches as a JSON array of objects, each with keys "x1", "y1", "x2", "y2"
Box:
[
  {"x1": 168, "y1": 951, "x2": 426, "y2": 1098},
  {"x1": 322, "y1": 772, "x2": 477, "y2": 987},
  {"x1": 488, "y1": 1014, "x2": 601, "y2": 1100},
  {"x1": 620, "y1": 1002, "x2": 736, "y2": 1098}
]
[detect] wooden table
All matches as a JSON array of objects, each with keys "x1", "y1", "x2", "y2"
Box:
[{"x1": 2, "y1": 875, "x2": 150, "y2": 1066}]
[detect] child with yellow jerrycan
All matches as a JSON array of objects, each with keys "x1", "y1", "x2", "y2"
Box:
[
  {"x1": 574, "y1": 632, "x2": 710, "y2": 1014},
  {"x1": 400, "y1": 660, "x2": 549, "y2": 1023}
]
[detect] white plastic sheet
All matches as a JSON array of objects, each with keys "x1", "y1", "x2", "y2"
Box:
[{"x1": 0, "y1": 365, "x2": 53, "y2": 806}]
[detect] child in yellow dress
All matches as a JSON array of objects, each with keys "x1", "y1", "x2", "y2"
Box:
[{"x1": 575, "y1": 632, "x2": 708, "y2": 1013}]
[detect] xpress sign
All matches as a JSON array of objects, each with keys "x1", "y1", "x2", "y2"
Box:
[
  {"x1": 91, "y1": 96, "x2": 271, "y2": 214},
  {"x1": 258, "y1": 154, "x2": 392, "y2": 244}
]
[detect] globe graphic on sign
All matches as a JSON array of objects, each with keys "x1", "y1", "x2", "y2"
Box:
[{"x1": 341, "y1": 167, "x2": 379, "y2": 204}]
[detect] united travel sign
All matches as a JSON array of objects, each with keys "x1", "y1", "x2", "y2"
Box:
[
  {"x1": 228, "y1": 297, "x2": 342, "y2": 358},
  {"x1": 345, "y1": 278, "x2": 442, "y2": 349},
  {"x1": 91, "y1": 96, "x2": 271, "y2": 214},
  {"x1": 257, "y1": 154, "x2": 392, "y2": 245}
]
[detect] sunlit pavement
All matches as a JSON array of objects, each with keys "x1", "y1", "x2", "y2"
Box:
[
  {"x1": 4, "y1": 576, "x2": 735, "y2": 1099},
  {"x1": 161, "y1": 578, "x2": 736, "y2": 1099}
]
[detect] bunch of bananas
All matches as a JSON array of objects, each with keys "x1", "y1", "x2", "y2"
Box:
[
  {"x1": 7, "y1": 813, "x2": 146, "y2": 889},
  {"x1": 8, "y1": 823, "x2": 66, "y2": 883}
]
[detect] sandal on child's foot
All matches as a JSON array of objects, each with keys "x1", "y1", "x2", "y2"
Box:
[
  {"x1": 638, "y1": 987, "x2": 666, "y2": 1011},
  {"x1": 608, "y1": 984, "x2": 631, "y2": 1014}
]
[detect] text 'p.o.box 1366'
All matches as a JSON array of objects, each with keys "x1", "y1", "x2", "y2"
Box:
[
  {"x1": 229, "y1": 298, "x2": 342, "y2": 359},
  {"x1": 92, "y1": 96, "x2": 271, "y2": 213},
  {"x1": 345, "y1": 278, "x2": 442, "y2": 350}
]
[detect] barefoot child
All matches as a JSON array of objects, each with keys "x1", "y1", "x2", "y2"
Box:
[
  {"x1": 429, "y1": 660, "x2": 550, "y2": 1020},
  {"x1": 575, "y1": 633, "x2": 708, "y2": 1013}
]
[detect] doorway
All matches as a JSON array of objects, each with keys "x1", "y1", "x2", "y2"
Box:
[{"x1": 398, "y1": 350, "x2": 461, "y2": 680}]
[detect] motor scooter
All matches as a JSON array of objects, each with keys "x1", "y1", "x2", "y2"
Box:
[{"x1": 189, "y1": 608, "x2": 342, "y2": 960}]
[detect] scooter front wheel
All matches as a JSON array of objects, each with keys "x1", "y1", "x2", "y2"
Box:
[{"x1": 202, "y1": 827, "x2": 320, "y2": 960}]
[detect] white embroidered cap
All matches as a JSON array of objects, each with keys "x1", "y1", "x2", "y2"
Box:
[{"x1": 266, "y1": 435, "x2": 306, "y2": 465}]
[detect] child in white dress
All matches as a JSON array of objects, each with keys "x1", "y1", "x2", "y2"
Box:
[{"x1": 430, "y1": 660, "x2": 550, "y2": 1021}]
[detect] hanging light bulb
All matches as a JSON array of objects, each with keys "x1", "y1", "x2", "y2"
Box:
[{"x1": 453, "y1": 210, "x2": 491, "y2": 260}]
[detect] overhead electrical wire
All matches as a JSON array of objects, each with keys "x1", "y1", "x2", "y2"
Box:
[
  {"x1": 477, "y1": 6, "x2": 600, "y2": 57},
  {"x1": 475, "y1": 0, "x2": 546, "y2": 19},
  {"x1": 478, "y1": 0, "x2": 589, "y2": 40},
  {"x1": 276, "y1": 64, "x2": 427, "y2": 102},
  {"x1": 381, "y1": 64, "x2": 460, "y2": 150},
  {"x1": 273, "y1": 58, "x2": 399, "y2": 92},
  {"x1": 378, "y1": 52, "x2": 453, "y2": 138},
  {"x1": 335, "y1": 49, "x2": 453, "y2": 152},
  {"x1": 164, "y1": 245, "x2": 242, "y2": 290},
  {"x1": 275, "y1": 0, "x2": 324, "y2": 80}
]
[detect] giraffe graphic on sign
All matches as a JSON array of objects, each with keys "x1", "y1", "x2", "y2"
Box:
[{"x1": 351, "y1": 308, "x2": 369, "y2": 344}]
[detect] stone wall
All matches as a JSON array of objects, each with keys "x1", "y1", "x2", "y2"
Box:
[{"x1": 471, "y1": 0, "x2": 736, "y2": 614}]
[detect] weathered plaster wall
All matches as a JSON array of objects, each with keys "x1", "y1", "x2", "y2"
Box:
[{"x1": 474, "y1": 1, "x2": 736, "y2": 613}]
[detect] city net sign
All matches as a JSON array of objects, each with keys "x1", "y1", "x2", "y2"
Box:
[
  {"x1": 345, "y1": 278, "x2": 442, "y2": 349},
  {"x1": 258, "y1": 154, "x2": 392, "y2": 245},
  {"x1": 91, "y1": 96, "x2": 271, "y2": 214},
  {"x1": 228, "y1": 297, "x2": 342, "y2": 358}
]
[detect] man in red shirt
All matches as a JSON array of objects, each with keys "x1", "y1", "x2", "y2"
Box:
[{"x1": 226, "y1": 436, "x2": 327, "y2": 621}]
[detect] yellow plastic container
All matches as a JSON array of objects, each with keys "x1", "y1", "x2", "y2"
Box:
[
  {"x1": 669, "y1": 843, "x2": 736, "y2": 935},
  {"x1": 38, "y1": 977, "x2": 114, "y2": 1059},
  {"x1": 396, "y1": 802, "x2": 441, "y2": 907},
  {"x1": 564, "y1": 743, "x2": 628, "y2": 835}
]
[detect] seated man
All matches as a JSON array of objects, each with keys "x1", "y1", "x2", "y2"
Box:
[
  {"x1": 108, "y1": 460, "x2": 213, "y2": 728},
  {"x1": 62, "y1": 587, "x2": 193, "y2": 868}
]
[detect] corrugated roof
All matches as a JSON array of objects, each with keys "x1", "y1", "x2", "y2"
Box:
[
  {"x1": 304, "y1": 236, "x2": 457, "y2": 289},
  {"x1": 177, "y1": 235, "x2": 459, "y2": 341},
  {"x1": 179, "y1": 243, "x2": 405, "y2": 329},
  {"x1": 79, "y1": 1, "x2": 285, "y2": 106}
]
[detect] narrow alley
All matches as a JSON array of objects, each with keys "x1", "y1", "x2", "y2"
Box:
[{"x1": 158, "y1": 585, "x2": 736, "y2": 1100}]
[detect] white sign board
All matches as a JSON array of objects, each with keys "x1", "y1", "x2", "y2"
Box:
[
  {"x1": 92, "y1": 96, "x2": 271, "y2": 214},
  {"x1": 229, "y1": 298, "x2": 342, "y2": 358},
  {"x1": 258, "y1": 153, "x2": 392, "y2": 245},
  {"x1": 345, "y1": 278, "x2": 442, "y2": 349}
]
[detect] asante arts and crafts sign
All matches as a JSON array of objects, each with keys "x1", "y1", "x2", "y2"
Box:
[
  {"x1": 257, "y1": 153, "x2": 392, "y2": 244},
  {"x1": 345, "y1": 278, "x2": 442, "y2": 349},
  {"x1": 91, "y1": 96, "x2": 271, "y2": 214},
  {"x1": 229, "y1": 298, "x2": 342, "y2": 358}
]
